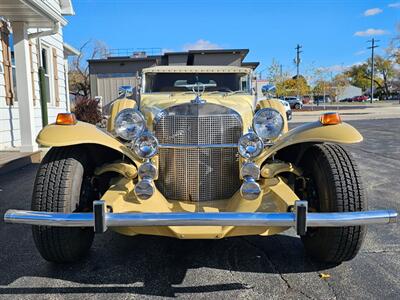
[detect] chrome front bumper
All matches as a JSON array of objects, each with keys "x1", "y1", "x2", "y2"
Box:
[{"x1": 4, "y1": 201, "x2": 397, "y2": 236}]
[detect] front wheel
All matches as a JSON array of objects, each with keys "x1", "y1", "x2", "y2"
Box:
[
  {"x1": 31, "y1": 146, "x2": 95, "y2": 263},
  {"x1": 294, "y1": 103, "x2": 301, "y2": 109},
  {"x1": 297, "y1": 143, "x2": 367, "y2": 264}
]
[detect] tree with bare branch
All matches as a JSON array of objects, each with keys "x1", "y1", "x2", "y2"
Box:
[{"x1": 68, "y1": 40, "x2": 110, "y2": 98}]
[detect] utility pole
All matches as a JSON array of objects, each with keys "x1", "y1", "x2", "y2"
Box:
[
  {"x1": 367, "y1": 38, "x2": 379, "y2": 103},
  {"x1": 294, "y1": 44, "x2": 302, "y2": 98}
]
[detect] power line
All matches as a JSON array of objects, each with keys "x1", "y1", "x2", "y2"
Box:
[{"x1": 367, "y1": 38, "x2": 379, "y2": 103}]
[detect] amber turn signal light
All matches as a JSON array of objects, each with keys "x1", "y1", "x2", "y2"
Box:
[
  {"x1": 320, "y1": 112, "x2": 342, "y2": 125},
  {"x1": 56, "y1": 113, "x2": 77, "y2": 125}
]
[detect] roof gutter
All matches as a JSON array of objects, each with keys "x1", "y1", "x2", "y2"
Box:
[
  {"x1": 63, "y1": 42, "x2": 80, "y2": 56},
  {"x1": 21, "y1": 0, "x2": 68, "y2": 26}
]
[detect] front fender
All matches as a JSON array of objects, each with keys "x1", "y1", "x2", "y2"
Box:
[
  {"x1": 257, "y1": 98, "x2": 288, "y2": 133},
  {"x1": 255, "y1": 121, "x2": 363, "y2": 164},
  {"x1": 37, "y1": 121, "x2": 138, "y2": 163}
]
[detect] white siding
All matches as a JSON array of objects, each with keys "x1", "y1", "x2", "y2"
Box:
[
  {"x1": 0, "y1": 15, "x2": 69, "y2": 150},
  {"x1": 42, "y1": 0, "x2": 62, "y2": 16}
]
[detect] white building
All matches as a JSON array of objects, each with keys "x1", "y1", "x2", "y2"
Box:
[
  {"x1": 337, "y1": 85, "x2": 362, "y2": 101},
  {"x1": 0, "y1": 0, "x2": 78, "y2": 152}
]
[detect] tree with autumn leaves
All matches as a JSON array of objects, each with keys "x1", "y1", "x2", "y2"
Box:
[
  {"x1": 275, "y1": 76, "x2": 310, "y2": 97},
  {"x1": 266, "y1": 24, "x2": 399, "y2": 100},
  {"x1": 343, "y1": 56, "x2": 397, "y2": 99}
]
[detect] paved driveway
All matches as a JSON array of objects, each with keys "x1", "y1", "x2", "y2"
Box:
[{"x1": 0, "y1": 119, "x2": 399, "y2": 299}]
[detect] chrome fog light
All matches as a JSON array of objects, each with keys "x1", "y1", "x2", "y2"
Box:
[
  {"x1": 138, "y1": 162, "x2": 157, "y2": 179},
  {"x1": 240, "y1": 177, "x2": 261, "y2": 200},
  {"x1": 240, "y1": 162, "x2": 260, "y2": 180},
  {"x1": 238, "y1": 132, "x2": 264, "y2": 159},
  {"x1": 133, "y1": 133, "x2": 159, "y2": 159},
  {"x1": 134, "y1": 177, "x2": 154, "y2": 200}
]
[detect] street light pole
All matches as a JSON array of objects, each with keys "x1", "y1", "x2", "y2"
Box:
[
  {"x1": 367, "y1": 38, "x2": 379, "y2": 104},
  {"x1": 294, "y1": 44, "x2": 302, "y2": 98}
]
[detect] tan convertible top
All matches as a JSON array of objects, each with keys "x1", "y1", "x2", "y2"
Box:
[{"x1": 142, "y1": 65, "x2": 252, "y2": 74}]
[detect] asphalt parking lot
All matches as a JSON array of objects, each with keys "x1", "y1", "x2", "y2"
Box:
[{"x1": 0, "y1": 119, "x2": 399, "y2": 300}]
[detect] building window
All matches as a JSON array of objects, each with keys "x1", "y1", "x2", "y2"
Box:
[
  {"x1": 10, "y1": 34, "x2": 17, "y2": 101},
  {"x1": 41, "y1": 45, "x2": 54, "y2": 104},
  {"x1": 11, "y1": 52, "x2": 17, "y2": 101}
]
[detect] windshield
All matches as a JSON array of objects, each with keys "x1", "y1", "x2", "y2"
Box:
[{"x1": 144, "y1": 72, "x2": 250, "y2": 93}]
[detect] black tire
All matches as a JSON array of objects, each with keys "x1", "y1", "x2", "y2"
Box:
[
  {"x1": 298, "y1": 143, "x2": 366, "y2": 264},
  {"x1": 31, "y1": 146, "x2": 95, "y2": 263},
  {"x1": 295, "y1": 103, "x2": 301, "y2": 109}
]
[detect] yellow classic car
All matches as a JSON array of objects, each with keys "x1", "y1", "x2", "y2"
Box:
[{"x1": 4, "y1": 65, "x2": 397, "y2": 264}]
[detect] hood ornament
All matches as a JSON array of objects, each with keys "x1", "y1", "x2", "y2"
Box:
[{"x1": 191, "y1": 82, "x2": 206, "y2": 104}]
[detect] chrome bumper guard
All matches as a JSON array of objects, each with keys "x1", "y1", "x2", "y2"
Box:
[{"x1": 4, "y1": 201, "x2": 397, "y2": 235}]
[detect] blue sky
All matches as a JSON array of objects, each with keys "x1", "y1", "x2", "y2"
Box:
[{"x1": 64, "y1": 0, "x2": 400, "y2": 76}]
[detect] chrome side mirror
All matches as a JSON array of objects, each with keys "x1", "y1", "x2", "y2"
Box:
[{"x1": 118, "y1": 85, "x2": 134, "y2": 98}]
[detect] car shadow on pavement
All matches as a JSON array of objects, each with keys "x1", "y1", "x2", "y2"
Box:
[{"x1": 0, "y1": 229, "x2": 335, "y2": 297}]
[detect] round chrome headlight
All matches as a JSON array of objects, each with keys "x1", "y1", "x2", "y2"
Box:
[
  {"x1": 114, "y1": 108, "x2": 146, "y2": 140},
  {"x1": 238, "y1": 132, "x2": 264, "y2": 159},
  {"x1": 253, "y1": 108, "x2": 284, "y2": 141},
  {"x1": 133, "y1": 133, "x2": 159, "y2": 159}
]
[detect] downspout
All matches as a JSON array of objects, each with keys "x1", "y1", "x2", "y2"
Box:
[{"x1": 30, "y1": 23, "x2": 60, "y2": 127}]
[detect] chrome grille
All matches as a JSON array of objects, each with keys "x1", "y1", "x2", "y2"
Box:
[{"x1": 154, "y1": 103, "x2": 242, "y2": 202}]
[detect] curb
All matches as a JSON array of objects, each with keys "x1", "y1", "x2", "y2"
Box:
[{"x1": 0, "y1": 151, "x2": 42, "y2": 176}]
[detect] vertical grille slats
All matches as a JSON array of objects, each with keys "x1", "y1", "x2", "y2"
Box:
[{"x1": 154, "y1": 103, "x2": 242, "y2": 202}]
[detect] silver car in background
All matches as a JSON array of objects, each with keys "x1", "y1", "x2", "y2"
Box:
[{"x1": 280, "y1": 96, "x2": 303, "y2": 109}]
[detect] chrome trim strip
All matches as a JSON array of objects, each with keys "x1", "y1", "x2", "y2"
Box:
[
  {"x1": 159, "y1": 143, "x2": 238, "y2": 149},
  {"x1": 4, "y1": 209, "x2": 397, "y2": 227},
  {"x1": 153, "y1": 102, "x2": 243, "y2": 129}
]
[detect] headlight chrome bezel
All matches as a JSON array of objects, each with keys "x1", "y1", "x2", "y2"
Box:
[
  {"x1": 114, "y1": 108, "x2": 146, "y2": 141},
  {"x1": 252, "y1": 108, "x2": 284, "y2": 142},
  {"x1": 238, "y1": 132, "x2": 264, "y2": 159},
  {"x1": 132, "y1": 132, "x2": 159, "y2": 159}
]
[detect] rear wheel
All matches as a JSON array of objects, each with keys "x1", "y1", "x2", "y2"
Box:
[
  {"x1": 297, "y1": 143, "x2": 367, "y2": 264},
  {"x1": 31, "y1": 146, "x2": 95, "y2": 263},
  {"x1": 294, "y1": 103, "x2": 301, "y2": 109}
]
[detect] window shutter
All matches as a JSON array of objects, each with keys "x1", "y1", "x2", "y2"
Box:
[
  {"x1": 29, "y1": 40, "x2": 36, "y2": 105},
  {"x1": 52, "y1": 48, "x2": 60, "y2": 106},
  {"x1": 1, "y1": 22, "x2": 14, "y2": 106}
]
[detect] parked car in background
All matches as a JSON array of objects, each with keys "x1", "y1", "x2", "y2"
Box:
[
  {"x1": 352, "y1": 95, "x2": 368, "y2": 102},
  {"x1": 387, "y1": 94, "x2": 400, "y2": 100},
  {"x1": 280, "y1": 99, "x2": 292, "y2": 120},
  {"x1": 302, "y1": 96, "x2": 311, "y2": 104},
  {"x1": 314, "y1": 95, "x2": 332, "y2": 104},
  {"x1": 280, "y1": 96, "x2": 303, "y2": 109}
]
